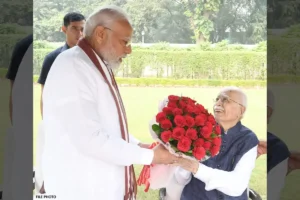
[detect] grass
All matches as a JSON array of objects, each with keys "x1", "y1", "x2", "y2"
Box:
[
  {"x1": 0, "y1": 80, "x2": 11, "y2": 184},
  {"x1": 33, "y1": 75, "x2": 266, "y2": 87},
  {"x1": 268, "y1": 75, "x2": 300, "y2": 84},
  {"x1": 33, "y1": 84, "x2": 267, "y2": 200}
]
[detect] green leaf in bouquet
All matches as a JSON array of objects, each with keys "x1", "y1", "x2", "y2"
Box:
[
  {"x1": 152, "y1": 124, "x2": 161, "y2": 135},
  {"x1": 211, "y1": 133, "x2": 217, "y2": 138},
  {"x1": 185, "y1": 152, "x2": 193, "y2": 157},
  {"x1": 206, "y1": 150, "x2": 211, "y2": 157},
  {"x1": 168, "y1": 115, "x2": 174, "y2": 121},
  {"x1": 171, "y1": 146, "x2": 179, "y2": 152}
]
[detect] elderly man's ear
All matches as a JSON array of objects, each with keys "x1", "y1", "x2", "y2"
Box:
[{"x1": 240, "y1": 107, "x2": 246, "y2": 118}]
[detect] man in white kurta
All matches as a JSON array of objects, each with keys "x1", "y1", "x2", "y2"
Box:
[{"x1": 41, "y1": 5, "x2": 178, "y2": 200}]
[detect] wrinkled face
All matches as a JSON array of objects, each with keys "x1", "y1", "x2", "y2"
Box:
[
  {"x1": 213, "y1": 90, "x2": 245, "y2": 123},
  {"x1": 62, "y1": 20, "x2": 85, "y2": 47},
  {"x1": 94, "y1": 20, "x2": 132, "y2": 69}
]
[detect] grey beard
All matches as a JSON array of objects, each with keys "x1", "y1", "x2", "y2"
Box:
[{"x1": 107, "y1": 60, "x2": 121, "y2": 70}]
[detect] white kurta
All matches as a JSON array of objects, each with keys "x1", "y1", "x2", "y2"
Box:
[
  {"x1": 41, "y1": 46, "x2": 154, "y2": 200},
  {"x1": 2, "y1": 43, "x2": 33, "y2": 200}
]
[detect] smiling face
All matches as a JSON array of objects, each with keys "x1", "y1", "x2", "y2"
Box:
[{"x1": 213, "y1": 90, "x2": 246, "y2": 124}]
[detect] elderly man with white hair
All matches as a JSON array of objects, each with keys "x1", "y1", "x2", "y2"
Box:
[
  {"x1": 40, "y1": 5, "x2": 178, "y2": 200},
  {"x1": 164, "y1": 86, "x2": 259, "y2": 200},
  {"x1": 261, "y1": 89, "x2": 300, "y2": 200}
]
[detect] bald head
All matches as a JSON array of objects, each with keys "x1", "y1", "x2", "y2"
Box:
[
  {"x1": 213, "y1": 86, "x2": 247, "y2": 129},
  {"x1": 219, "y1": 86, "x2": 247, "y2": 109}
]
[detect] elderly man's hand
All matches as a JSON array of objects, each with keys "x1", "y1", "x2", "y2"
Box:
[{"x1": 257, "y1": 140, "x2": 267, "y2": 158}]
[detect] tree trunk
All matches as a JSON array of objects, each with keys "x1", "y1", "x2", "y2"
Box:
[{"x1": 196, "y1": 32, "x2": 206, "y2": 44}]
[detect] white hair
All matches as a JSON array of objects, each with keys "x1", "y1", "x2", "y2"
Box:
[
  {"x1": 219, "y1": 86, "x2": 248, "y2": 119},
  {"x1": 84, "y1": 5, "x2": 131, "y2": 37}
]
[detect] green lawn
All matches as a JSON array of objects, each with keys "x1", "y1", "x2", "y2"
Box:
[
  {"x1": 33, "y1": 84, "x2": 267, "y2": 200},
  {"x1": 0, "y1": 80, "x2": 11, "y2": 185}
]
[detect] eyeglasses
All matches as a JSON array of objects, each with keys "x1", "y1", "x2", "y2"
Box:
[
  {"x1": 104, "y1": 27, "x2": 132, "y2": 48},
  {"x1": 213, "y1": 95, "x2": 244, "y2": 107}
]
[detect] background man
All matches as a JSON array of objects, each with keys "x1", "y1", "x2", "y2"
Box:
[{"x1": 38, "y1": 12, "x2": 85, "y2": 116}]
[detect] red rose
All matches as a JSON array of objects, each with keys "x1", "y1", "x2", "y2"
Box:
[
  {"x1": 210, "y1": 145, "x2": 220, "y2": 157},
  {"x1": 214, "y1": 125, "x2": 221, "y2": 135},
  {"x1": 177, "y1": 136, "x2": 192, "y2": 152},
  {"x1": 156, "y1": 112, "x2": 167, "y2": 123},
  {"x1": 200, "y1": 126, "x2": 211, "y2": 138},
  {"x1": 212, "y1": 137, "x2": 222, "y2": 146},
  {"x1": 172, "y1": 108, "x2": 183, "y2": 116},
  {"x1": 185, "y1": 105, "x2": 195, "y2": 114},
  {"x1": 168, "y1": 101, "x2": 177, "y2": 108},
  {"x1": 181, "y1": 97, "x2": 189, "y2": 102},
  {"x1": 203, "y1": 141, "x2": 212, "y2": 150},
  {"x1": 195, "y1": 104, "x2": 205, "y2": 113},
  {"x1": 163, "y1": 107, "x2": 173, "y2": 115},
  {"x1": 160, "y1": 119, "x2": 172, "y2": 130},
  {"x1": 179, "y1": 100, "x2": 187, "y2": 109},
  {"x1": 172, "y1": 127, "x2": 185, "y2": 140},
  {"x1": 185, "y1": 115, "x2": 195, "y2": 127},
  {"x1": 207, "y1": 115, "x2": 216, "y2": 125},
  {"x1": 195, "y1": 114, "x2": 207, "y2": 126},
  {"x1": 168, "y1": 95, "x2": 180, "y2": 101},
  {"x1": 205, "y1": 122, "x2": 213, "y2": 131},
  {"x1": 174, "y1": 115, "x2": 186, "y2": 127},
  {"x1": 194, "y1": 138, "x2": 205, "y2": 147},
  {"x1": 188, "y1": 98, "x2": 196, "y2": 105},
  {"x1": 192, "y1": 146, "x2": 206, "y2": 160},
  {"x1": 160, "y1": 130, "x2": 172, "y2": 143},
  {"x1": 203, "y1": 109, "x2": 209, "y2": 114},
  {"x1": 185, "y1": 128, "x2": 198, "y2": 140}
]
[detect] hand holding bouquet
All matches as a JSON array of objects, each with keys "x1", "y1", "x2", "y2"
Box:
[{"x1": 138, "y1": 95, "x2": 222, "y2": 191}]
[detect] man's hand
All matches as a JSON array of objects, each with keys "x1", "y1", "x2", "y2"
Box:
[
  {"x1": 138, "y1": 143, "x2": 152, "y2": 149},
  {"x1": 288, "y1": 151, "x2": 300, "y2": 174},
  {"x1": 173, "y1": 157, "x2": 199, "y2": 174},
  {"x1": 257, "y1": 140, "x2": 267, "y2": 158},
  {"x1": 151, "y1": 144, "x2": 179, "y2": 165}
]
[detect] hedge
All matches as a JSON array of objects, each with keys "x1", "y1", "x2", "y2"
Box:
[
  {"x1": 34, "y1": 49, "x2": 266, "y2": 80},
  {"x1": 0, "y1": 34, "x2": 27, "y2": 69},
  {"x1": 268, "y1": 38, "x2": 300, "y2": 75},
  {"x1": 33, "y1": 75, "x2": 265, "y2": 87}
]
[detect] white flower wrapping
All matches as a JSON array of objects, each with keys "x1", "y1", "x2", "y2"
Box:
[{"x1": 147, "y1": 98, "x2": 210, "y2": 190}]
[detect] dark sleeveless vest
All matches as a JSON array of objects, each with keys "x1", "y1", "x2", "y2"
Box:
[
  {"x1": 267, "y1": 132, "x2": 290, "y2": 173},
  {"x1": 181, "y1": 121, "x2": 259, "y2": 200}
]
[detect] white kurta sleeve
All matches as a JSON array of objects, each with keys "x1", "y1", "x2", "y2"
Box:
[
  {"x1": 129, "y1": 133, "x2": 140, "y2": 145},
  {"x1": 46, "y1": 57, "x2": 154, "y2": 167},
  {"x1": 267, "y1": 158, "x2": 288, "y2": 200},
  {"x1": 193, "y1": 146, "x2": 258, "y2": 196}
]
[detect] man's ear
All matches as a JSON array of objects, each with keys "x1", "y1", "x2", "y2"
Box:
[
  {"x1": 94, "y1": 26, "x2": 106, "y2": 42},
  {"x1": 62, "y1": 26, "x2": 67, "y2": 33},
  {"x1": 241, "y1": 106, "x2": 246, "y2": 116}
]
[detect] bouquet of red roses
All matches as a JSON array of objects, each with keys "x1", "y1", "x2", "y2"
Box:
[{"x1": 137, "y1": 95, "x2": 222, "y2": 192}]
